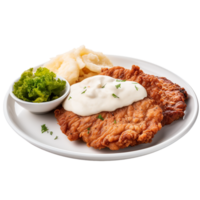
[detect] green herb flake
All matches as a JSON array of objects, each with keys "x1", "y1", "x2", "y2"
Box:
[
  {"x1": 81, "y1": 90, "x2": 87, "y2": 94},
  {"x1": 97, "y1": 115, "x2": 104, "y2": 121},
  {"x1": 68, "y1": 96, "x2": 72, "y2": 100},
  {"x1": 50, "y1": 131, "x2": 53, "y2": 135},
  {"x1": 132, "y1": 82, "x2": 138, "y2": 84},
  {"x1": 102, "y1": 84, "x2": 106, "y2": 88},
  {"x1": 84, "y1": 86, "x2": 86, "y2": 89},
  {"x1": 41, "y1": 124, "x2": 48, "y2": 133},
  {"x1": 135, "y1": 85, "x2": 138, "y2": 91},
  {"x1": 54, "y1": 136, "x2": 58, "y2": 140},
  {"x1": 115, "y1": 84, "x2": 121, "y2": 89},
  {"x1": 116, "y1": 79, "x2": 126, "y2": 82},
  {"x1": 87, "y1": 127, "x2": 90, "y2": 134},
  {"x1": 112, "y1": 93, "x2": 119, "y2": 98},
  {"x1": 114, "y1": 120, "x2": 116, "y2": 124}
]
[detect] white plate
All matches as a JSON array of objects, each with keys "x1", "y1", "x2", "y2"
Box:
[{"x1": 4, "y1": 55, "x2": 199, "y2": 161}]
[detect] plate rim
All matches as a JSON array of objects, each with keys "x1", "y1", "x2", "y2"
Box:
[{"x1": 4, "y1": 55, "x2": 199, "y2": 161}]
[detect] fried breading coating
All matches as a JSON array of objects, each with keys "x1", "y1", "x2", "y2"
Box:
[
  {"x1": 55, "y1": 98, "x2": 163, "y2": 150},
  {"x1": 101, "y1": 65, "x2": 188, "y2": 125}
]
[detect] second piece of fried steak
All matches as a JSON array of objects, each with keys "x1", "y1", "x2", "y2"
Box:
[{"x1": 101, "y1": 65, "x2": 188, "y2": 126}]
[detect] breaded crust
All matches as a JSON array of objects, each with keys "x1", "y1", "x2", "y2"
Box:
[
  {"x1": 101, "y1": 65, "x2": 188, "y2": 125},
  {"x1": 55, "y1": 98, "x2": 163, "y2": 150}
]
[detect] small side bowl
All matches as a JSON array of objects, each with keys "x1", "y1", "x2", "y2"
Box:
[{"x1": 9, "y1": 74, "x2": 70, "y2": 114}]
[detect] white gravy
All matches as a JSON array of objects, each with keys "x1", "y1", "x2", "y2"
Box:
[{"x1": 62, "y1": 75, "x2": 147, "y2": 116}]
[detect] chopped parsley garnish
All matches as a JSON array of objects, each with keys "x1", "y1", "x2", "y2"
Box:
[
  {"x1": 50, "y1": 131, "x2": 53, "y2": 135},
  {"x1": 112, "y1": 93, "x2": 119, "y2": 98},
  {"x1": 114, "y1": 120, "x2": 116, "y2": 124},
  {"x1": 84, "y1": 86, "x2": 86, "y2": 89},
  {"x1": 116, "y1": 79, "x2": 126, "y2": 82},
  {"x1": 87, "y1": 127, "x2": 90, "y2": 134},
  {"x1": 54, "y1": 136, "x2": 58, "y2": 140},
  {"x1": 81, "y1": 90, "x2": 87, "y2": 94},
  {"x1": 115, "y1": 84, "x2": 121, "y2": 89},
  {"x1": 135, "y1": 85, "x2": 138, "y2": 91},
  {"x1": 132, "y1": 82, "x2": 138, "y2": 84},
  {"x1": 41, "y1": 124, "x2": 48, "y2": 133},
  {"x1": 102, "y1": 84, "x2": 106, "y2": 88},
  {"x1": 97, "y1": 115, "x2": 104, "y2": 120},
  {"x1": 68, "y1": 96, "x2": 72, "y2": 100}
]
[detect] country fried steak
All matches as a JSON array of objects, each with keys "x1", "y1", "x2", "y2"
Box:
[
  {"x1": 101, "y1": 65, "x2": 188, "y2": 126},
  {"x1": 55, "y1": 98, "x2": 163, "y2": 150},
  {"x1": 54, "y1": 65, "x2": 188, "y2": 150}
]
